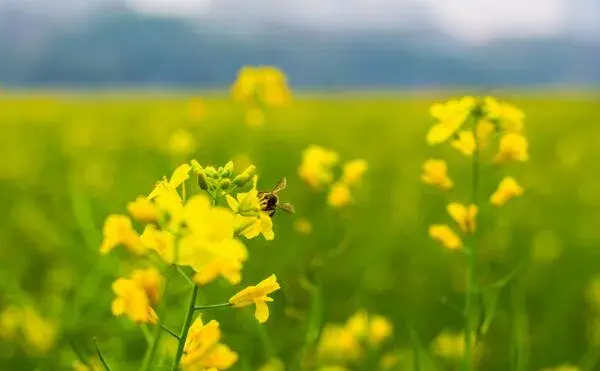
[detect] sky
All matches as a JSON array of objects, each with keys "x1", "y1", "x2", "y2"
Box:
[{"x1": 123, "y1": 0, "x2": 599, "y2": 43}]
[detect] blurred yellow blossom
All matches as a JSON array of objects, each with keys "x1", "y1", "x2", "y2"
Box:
[
  {"x1": 298, "y1": 145, "x2": 339, "y2": 190},
  {"x1": 72, "y1": 359, "x2": 102, "y2": 371},
  {"x1": 379, "y1": 352, "x2": 400, "y2": 370},
  {"x1": 431, "y1": 331, "x2": 465, "y2": 359},
  {"x1": 187, "y1": 98, "x2": 205, "y2": 122},
  {"x1": 0, "y1": 306, "x2": 21, "y2": 339},
  {"x1": 490, "y1": 176, "x2": 524, "y2": 206},
  {"x1": 258, "y1": 358, "x2": 285, "y2": 371},
  {"x1": 167, "y1": 128, "x2": 197, "y2": 157},
  {"x1": 476, "y1": 120, "x2": 496, "y2": 146},
  {"x1": 293, "y1": 217, "x2": 313, "y2": 235},
  {"x1": 341, "y1": 159, "x2": 368, "y2": 185},
  {"x1": 368, "y1": 315, "x2": 393, "y2": 345},
  {"x1": 231, "y1": 66, "x2": 291, "y2": 106},
  {"x1": 245, "y1": 107, "x2": 265, "y2": 128},
  {"x1": 429, "y1": 225, "x2": 462, "y2": 250},
  {"x1": 131, "y1": 267, "x2": 163, "y2": 305},
  {"x1": 494, "y1": 133, "x2": 529, "y2": 163},
  {"x1": 229, "y1": 275, "x2": 280, "y2": 323},
  {"x1": 447, "y1": 203, "x2": 478, "y2": 234},
  {"x1": 587, "y1": 277, "x2": 600, "y2": 311},
  {"x1": 111, "y1": 278, "x2": 158, "y2": 324},
  {"x1": 99, "y1": 215, "x2": 144, "y2": 255},
  {"x1": 127, "y1": 196, "x2": 159, "y2": 224},
  {"x1": 20, "y1": 308, "x2": 58, "y2": 354},
  {"x1": 182, "y1": 317, "x2": 238, "y2": 371},
  {"x1": 483, "y1": 96, "x2": 524, "y2": 133},
  {"x1": 328, "y1": 182, "x2": 352, "y2": 208},
  {"x1": 541, "y1": 365, "x2": 581, "y2": 371},
  {"x1": 421, "y1": 159, "x2": 453, "y2": 190},
  {"x1": 427, "y1": 96, "x2": 476, "y2": 145},
  {"x1": 451, "y1": 130, "x2": 476, "y2": 156},
  {"x1": 140, "y1": 225, "x2": 175, "y2": 264},
  {"x1": 317, "y1": 325, "x2": 362, "y2": 363}
]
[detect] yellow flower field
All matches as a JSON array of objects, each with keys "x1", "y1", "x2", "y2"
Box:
[{"x1": 0, "y1": 88, "x2": 599, "y2": 371}]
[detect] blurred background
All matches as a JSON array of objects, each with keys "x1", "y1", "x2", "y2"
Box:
[
  {"x1": 1, "y1": 1, "x2": 600, "y2": 371},
  {"x1": 0, "y1": 0, "x2": 598, "y2": 88}
]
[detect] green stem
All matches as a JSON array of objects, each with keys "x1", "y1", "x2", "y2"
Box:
[
  {"x1": 176, "y1": 266, "x2": 195, "y2": 286},
  {"x1": 170, "y1": 285, "x2": 199, "y2": 371},
  {"x1": 94, "y1": 337, "x2": 112, "y2": 371},
  {"x1": 463, "y1": 117, "x2": 481, "y2": 371},
  {"x1": 141, "y1": 265, "x2": 175, "y2": 371},
  {"x1": 160, "y1": 323, "x2": 181, "y2": 340},
  {"x1": 194, "y1": 303, "x2": 232, "y2": 311}
]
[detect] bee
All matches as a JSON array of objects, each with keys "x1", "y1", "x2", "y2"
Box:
[{"x1": 258, "y1": 177, "x2": 295, "y2": 217}]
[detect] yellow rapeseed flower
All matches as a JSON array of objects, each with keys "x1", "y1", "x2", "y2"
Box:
[
  {"x1": 20, "y1": 308, "x2": 57, "y2": 354},
  {"x1": 182, "y1": 317, "x2": 238, "y2": 371},
  {"x1": 111, "y1": 278, "x2": 158, "y2": 324},
  {"x1": 0, "y1": 306, "x2": 21, "y2": 339},
  {"x1": 72, "y1": 359, "x2": 102, "y2": 371},
  {"x1": 99, "y1": 215, "x2": 144, "y2": 255},
  {"x1": 317, "y1": 325, "x2": 362, "y2": 363},
  {"x1": 140, "y1": 225, "x2": 175, "y2": 264},
  {"x1": 147, "y1": 163, "x2": 191, "y2": 201},
  {"x1": 451, "y1": 130, "x2": 476, "y2": 156},
  {"x1": 226, "y1": 176, "x2": 275, "y2": 241},
  {"x1": 490, "y1": 176, "x2": 524, "y2": 206},
  {"x1": 127, "y1": 196, "x2": 159, "y2": 224},
  {"x1": 328, "y1": 182, "x2": 352, "y2": 208},
  {"x1": 494, "y1": 133, "x2": 529, "y2": 163},
  {"x1": 476, "y1": 120, "x2": 496, "y2": 147},
  {"x1": 178, "y1": 195, "x2": 249, "y2": 285},
  {"x1": 427, "y1": 97, "x2": 476, "y2": 145},
  {"x1": 293, "y1": 217, "x2": 313, "y2": 235},
  {"x1": 131, "y1": 268, "x2": 163, "y2": 305},
  {"x1": 368, "y1": 315, "x2": 393, "y2": 345},
  {"x1": 421, "y1": 159, "x2": 453, "y2": 190},
  {"x1": 298, "y1": 145, "x2": 339, "y2": 190},
  {"x1": 167, "y1": 128, "x2": 197, "y2": 157},
  {"x1": 245, "y1": 107, "x2": 265, "y2": 128},
  {"x1": 341, "y1": 159, "x2": 368, "y2": 185},
  {"x1": 447, "y1": 203, "x2": 478, "y2": 234},
  {"x1": 483, "y1": 96, "x2": 524, "y2": 133},
  {"x1": 229, "y1": 275, "x2": 281, "y2": 323},
  {"x1": 429, "y1": 225, "x2": 462, "y2": 250},
  {"x1": 431, "y1": 331, "x2": 465, "y2": 359}
]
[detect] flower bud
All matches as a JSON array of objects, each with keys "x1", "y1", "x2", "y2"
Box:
[
  {"x1": 232, "y1": 165, "x2": 256, "y2": 187},
  {"x1": 222, "y1": 161, "x2": 234, "y2": 177},
  {"x1": 220, "y1": 178, "x2": 232, "y2": 190},
  {"x1": 197, "y1": 171, "x2": 209, "y2": 191},
  {"x1": 190, "y1": 159, "x2": 203, "y2": 174},
  {"x1": 204, "y1": 166, "x2": 218, "y2": 178}
]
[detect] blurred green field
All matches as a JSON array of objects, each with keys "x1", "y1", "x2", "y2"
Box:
[{"x1": 1, "y1": 92, "x2": 600, "y2": 371}]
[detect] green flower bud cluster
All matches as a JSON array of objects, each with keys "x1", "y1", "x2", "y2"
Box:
[{"x1": 191, "y1": 160, "x2": 256, "y2": 197}]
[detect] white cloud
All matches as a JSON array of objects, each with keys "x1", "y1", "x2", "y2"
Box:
[{"x1": 125, "y1": 0, "x2": 577, "y2": 42}]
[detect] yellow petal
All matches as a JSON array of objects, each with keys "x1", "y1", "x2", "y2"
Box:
[
  {"x1": 255, "y1": 300, "x2": 270, "y2": 323},
  {"x1": 451, "y1": 130, "x2": 476, "y2": 156},
  {"x1": 168, "y1": 163, "x2": 192, "y2": 188}
]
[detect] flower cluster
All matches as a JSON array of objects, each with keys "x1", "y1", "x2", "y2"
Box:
[
  {"x1": 0, "y1": 306, "x2": 57, "y2": 354},
  {"x1": 423, "y1": 96, "x2": 528, "y2": 250},
  {"x1": 98, "y1": 160, "x2": 284, "y2": 370},
  {"x1": 316, "y1": 310, "x2": 393, "y2": 369},
  {"x1": 298, "y1": 145, "x2": 368, "y2": 208},
  {"x1": 231, "y1": 66, "x2": 292, "y2": 127}
]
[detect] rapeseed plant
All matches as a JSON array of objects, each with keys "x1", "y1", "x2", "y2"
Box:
[
  {"x1": 97, "y1": 159, "x2": 286, "y2": 370},
  {"x1": 423, "y1": 96, "x2": 528, "y2": 370}
]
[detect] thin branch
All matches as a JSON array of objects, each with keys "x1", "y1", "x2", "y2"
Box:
[
  {"x1": 93, "y1": 337, "x2": 112, "y2": 371},
  {"x1": 194, "y1": 302, "x2": 232, "y2": 311}
]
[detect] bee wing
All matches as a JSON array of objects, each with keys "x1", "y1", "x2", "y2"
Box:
[
  {"x1": 271, "y1": 177, "x2": 287, "y2": 194},
  {"x1": 278, "y1": 202, "x2": 295, "y2": 214}
]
